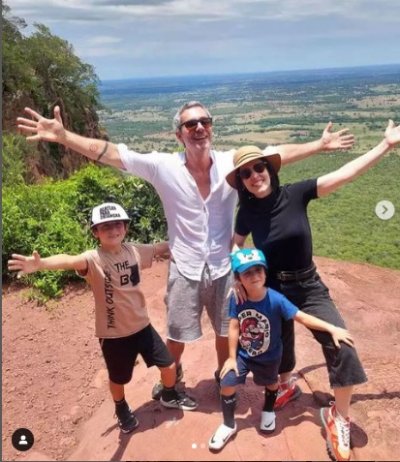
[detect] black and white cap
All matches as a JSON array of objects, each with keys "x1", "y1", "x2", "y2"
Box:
[{"x1": 90, "y1": 202, "x2": 130, "y2": 228}]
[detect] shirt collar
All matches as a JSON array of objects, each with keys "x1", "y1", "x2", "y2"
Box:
[{"x1": 178, "y1": 149, "x2": 215, "y2": 165}]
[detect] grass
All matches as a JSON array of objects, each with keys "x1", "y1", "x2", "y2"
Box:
[{"x1": 98, "y1": 72, "x2": 400, "y2": 269}]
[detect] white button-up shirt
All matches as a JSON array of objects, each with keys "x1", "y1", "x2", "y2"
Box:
[{"x1": 118, "y1": 144, "x2": 237, "y2": 281}]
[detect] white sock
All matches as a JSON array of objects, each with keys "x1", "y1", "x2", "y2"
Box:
[{"x1": 334, "y1": 407, "x2": 349, "y2": 422}]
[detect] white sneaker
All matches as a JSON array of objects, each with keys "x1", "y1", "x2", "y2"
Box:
[
  {"x1": 208, "y1": 423, "x2": 237, "y2": 451},
  {"x1": 260, "y1": 411, "x2": 276, "y2": 433},
  {"x1": 320, "y1": 403, "x2": 351, "y2": 461}
]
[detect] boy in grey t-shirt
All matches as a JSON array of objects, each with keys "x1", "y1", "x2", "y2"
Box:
[{"x1": 8, "y1": 202, "x2": 197, "y2": 434}]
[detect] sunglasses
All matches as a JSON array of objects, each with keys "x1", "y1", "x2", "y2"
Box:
[
  {"x1": 179, "y1": 117, "x2": 213, "y2": 131},
  {"x1": 238, "y1": 161, "x2": 267, "y2": 180}
]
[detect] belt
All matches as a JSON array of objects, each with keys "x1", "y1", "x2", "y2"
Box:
[{"x1": 274, "y1": 263, "x2": 316, "y2": 282}]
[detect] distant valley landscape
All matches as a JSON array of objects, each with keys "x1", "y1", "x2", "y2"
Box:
[{"x1": 98, "y1": 65, "x2": 400, "y2": 269}]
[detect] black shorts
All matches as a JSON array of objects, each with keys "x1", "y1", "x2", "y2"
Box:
[
  {"x1": 270, "y1": 270, "x2": 367, "y2": 388},
  {"x1": 99, "y1": 324, "x2": 173, "y2": 385},
  {"x1": 221, "y1": 355, "x2": 280, "y2": 387}
]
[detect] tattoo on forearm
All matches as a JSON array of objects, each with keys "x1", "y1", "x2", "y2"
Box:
[
  {"x1": 89, "y1": 143, "x2": 99, "y2": 154},
  {"x1": 96, "y1": 142, "x2": 109, "y2": 162}
]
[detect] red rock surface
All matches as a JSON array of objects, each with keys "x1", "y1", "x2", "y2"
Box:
[{"x1": 2, "y1": 256, "x2": 400, "y2": 461}]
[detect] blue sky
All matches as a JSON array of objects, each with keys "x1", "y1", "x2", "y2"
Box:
[{"x1": 6, "y1": 0, "x2": 400, "y2": 81}]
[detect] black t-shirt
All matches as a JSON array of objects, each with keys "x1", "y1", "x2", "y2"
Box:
[{"x1": 235, "y1": 179, "x2": 318, "y2": 272}]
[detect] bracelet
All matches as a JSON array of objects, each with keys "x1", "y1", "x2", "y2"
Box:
[{"x1": 96, "y1": 142, "x2": 109, "y2": 162}]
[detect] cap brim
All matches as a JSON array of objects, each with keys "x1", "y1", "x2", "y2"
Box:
[
  {"x1": 91, "y1": 218, "x2": 130, "y2": 228},
  {"x1": 236, "y1": 262, "x2": 267, "y2": 273}
]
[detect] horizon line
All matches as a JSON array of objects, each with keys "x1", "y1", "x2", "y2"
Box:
[{"x1": 99, "y1": 62, "x2": 400, "y2": 83}]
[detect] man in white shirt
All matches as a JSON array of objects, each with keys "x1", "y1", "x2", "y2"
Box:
[{"x1": 17, "y1": 101, "x2": 354, "y2": 398}]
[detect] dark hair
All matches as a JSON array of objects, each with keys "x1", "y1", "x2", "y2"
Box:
[
  {"x1": 235, "y1": 160, "x2": 280, "y2": 205},
  {"x1": 234, "y1": 266, "x2": 268, "y2": 290},
  {"x1": 91, "y1": 221, "x2": 128, "y2": 233}
]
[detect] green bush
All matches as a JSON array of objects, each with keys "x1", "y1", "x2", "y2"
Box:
[
  {"x1": 2, "y1": 133, "x2": 38, "y2": 185},
  {"x1": 2, "y1": 164, "x2": 167, "y2": 301}
]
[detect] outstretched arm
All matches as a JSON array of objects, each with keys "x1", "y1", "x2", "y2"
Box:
[
  {"x1": 294, "y1": 311, "x2": 354, "y2": 348},
  {"x1": 153, "y1": 241, "x2": 170, "y2": 259},
  {"x1": 317, "y1": 120, "x2": 400, "y2": 197},
  {"x1": 17, "y1": 106, "x2": 123, "y2": 169},
  {"x1": 277, "y1": 122, "x2": 355, "y2": 166},
  {"x1": 8, "y1": 250, "x2": 88, "y2": 278}
]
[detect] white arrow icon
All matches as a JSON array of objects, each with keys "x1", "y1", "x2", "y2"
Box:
[{"x1": 375, "y1": 200, "x2": 395, "y2": 220}]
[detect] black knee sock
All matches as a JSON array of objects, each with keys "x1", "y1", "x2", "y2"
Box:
[
  {"x1": 221, "y1": 393, "x2": 236, "y2": 428},
  {"x1": 263, "y1": 388, "x2": 278, "y2": 412},
  {"x1": 115, "y1": 397, "x2": 130, "y2": 415},
  {"x1": 161, "y1": 386, "x2": 177, "y2": 401}
]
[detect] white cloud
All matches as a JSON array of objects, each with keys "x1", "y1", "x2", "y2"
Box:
[
  {"x1": 86, "y1": 35, "x2": 122, "y2": 46},
  {"x1": 6, "y1": 0, "x2": 400, "y2": 79},
  {"x1": 8, "y1": 0, "x2": 400, "y2": 22}
]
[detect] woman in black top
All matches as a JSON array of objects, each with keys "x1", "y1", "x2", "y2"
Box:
[{"x1": 226, "y1": 120, "x2": 400, "y2": 462}]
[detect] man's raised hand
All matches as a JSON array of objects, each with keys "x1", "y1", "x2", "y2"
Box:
[{"x1": 17, "y1": 106, "x2": 66, "y2": 144}]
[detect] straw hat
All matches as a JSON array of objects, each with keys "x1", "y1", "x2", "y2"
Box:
[{"x1": 226, "y1": 145, "x2": 281, "y2": 188}]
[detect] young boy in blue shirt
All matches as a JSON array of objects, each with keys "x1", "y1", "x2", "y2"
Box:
[{"x1": 209, "y1": 248, "x2": 354, "y2": 451}]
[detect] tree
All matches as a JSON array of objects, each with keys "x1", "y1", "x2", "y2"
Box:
[
  {"x1": 2, "y1": 2, "x2": 104, "y2": 180},
  {"x1": 2, "y1": 3, "x2": 35, "y2": 97}
]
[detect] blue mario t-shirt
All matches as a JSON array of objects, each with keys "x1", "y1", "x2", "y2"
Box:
[{"x1": 229, "y1": 288, "x2": 298, "y2": 363}]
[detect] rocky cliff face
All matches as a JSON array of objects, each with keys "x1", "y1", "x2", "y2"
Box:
[{"x1": 3, "y1": 92, "x2": 108, "y2": 181}]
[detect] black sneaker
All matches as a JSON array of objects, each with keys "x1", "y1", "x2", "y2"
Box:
[
  {"x1": 116, "y1": 406, "x2": 139, "y2": 434},
  {"x1": 152, "y1": 363, "x2": 184, "y2": 401},
  {"x1": 160, "y1": 390, "x2": 198, "y2": 411},
  {"x1": 151, "y1": 381, "x2": 164, "y2": 401}
]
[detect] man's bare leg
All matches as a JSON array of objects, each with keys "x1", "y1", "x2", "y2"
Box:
[{"x1": 215, "y1": 334, "x2": 229, "y2": 370}]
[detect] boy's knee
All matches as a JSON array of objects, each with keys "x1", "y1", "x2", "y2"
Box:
[
  {"x1": 221, "y1": 386, "x2": 236, "y2": 397},
  {"x1": 159, "y1": 362, "x2": 175, "y2": 372}
]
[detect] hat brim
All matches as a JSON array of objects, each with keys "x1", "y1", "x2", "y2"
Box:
[
  {"x1": 226, "y1": 150, "x2": 281, "y2": 189},
  {"x1": 91, "y1": 218, "x2": 130, "y2": 229}
]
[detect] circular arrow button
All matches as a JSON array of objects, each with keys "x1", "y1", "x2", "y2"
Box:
[{"x1": 375, "y1": 200, "x2": 395, "y2": 220}]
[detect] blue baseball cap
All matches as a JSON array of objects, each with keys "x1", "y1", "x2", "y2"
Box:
[{"x1": 230, "y1": 248, "x2": 267, "y2": 274}]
